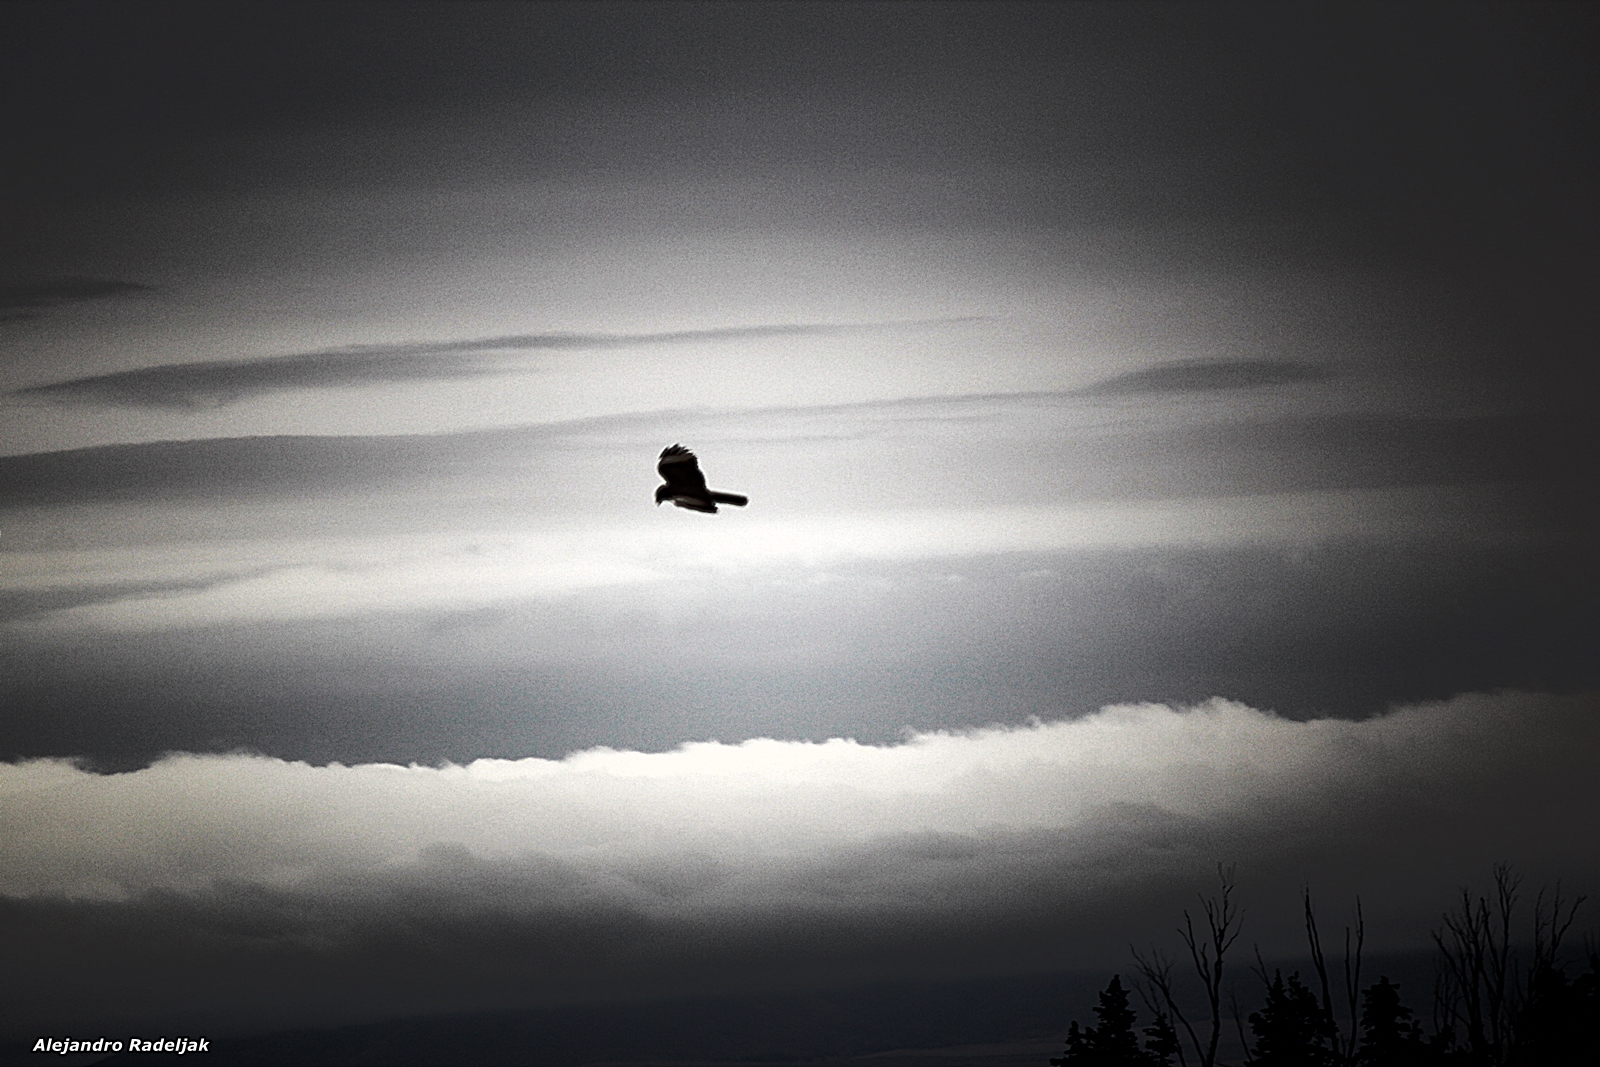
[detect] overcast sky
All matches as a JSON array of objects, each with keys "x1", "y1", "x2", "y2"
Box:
[{"x1": 1, "y1": 0, "x2": 1596, "y2": 1048}]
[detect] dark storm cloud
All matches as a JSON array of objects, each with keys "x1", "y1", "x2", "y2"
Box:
[
  {"x1": 1077, "y1": 359, "x2": 1327, "y2": 396},
  {"x1": 8, "y1": 321, "x2": 959, "y2": 408},
  {"x1": 1, "y1": 692, "x2": 1594, "y2": 1036}
]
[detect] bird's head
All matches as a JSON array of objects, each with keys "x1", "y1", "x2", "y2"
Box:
[{"x1": 654, "y1": 484, "x2": 671, "y2": 506}]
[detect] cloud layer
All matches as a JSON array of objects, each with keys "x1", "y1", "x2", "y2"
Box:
[
  {"x1": 2, "y1": 691, "x2": 1595, "y2": 1035},
  {"x1": 8, "y1": 321, "x2": 966, "y2": 409}
]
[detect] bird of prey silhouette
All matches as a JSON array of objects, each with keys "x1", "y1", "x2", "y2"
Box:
[{"x1": 655, "y1": 444, "x2": 748, "y2": 513}]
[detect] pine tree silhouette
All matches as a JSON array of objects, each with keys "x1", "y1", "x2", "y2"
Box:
[
  {"x1": 1249, "y1": 970, "x2": 1337, "y2": 1066},
  {"x1": 1051, "y1": 975, "x2": 1171, "y2": 1066},
  {"x1": 1355, "y1": 976, "x2": 1425, "y2": 1066},
  {"x1": 1508, "y1": 949, "x2": 1600, "y2": 1065},
  {"x1": 1141, "y1": 1012, "x2": 1179, "y2": 1066}
]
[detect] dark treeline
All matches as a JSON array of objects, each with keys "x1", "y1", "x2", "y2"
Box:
[{"x1": 1051, "y1": 865, "x2": 1596, "y2": 1067}]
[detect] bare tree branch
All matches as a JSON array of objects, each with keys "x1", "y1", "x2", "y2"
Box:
[
  {"x1": 1132, "y1": 946, "x2": 1195, "y2": 1067},
  {"x1": 1427, "y1": 862, "x2": 1585, "y2": 1065},
  {"x1": 1157, "y1": 864, "x2": 1241, "y2": 1067}
]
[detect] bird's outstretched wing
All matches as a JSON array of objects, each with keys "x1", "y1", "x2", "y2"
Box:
[{"x1": 658, "y1": 444, "x2": 710, "y2": 496}]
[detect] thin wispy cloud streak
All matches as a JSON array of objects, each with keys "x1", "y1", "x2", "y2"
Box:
[
  {"x1": 0, "y1": 276, "x2": 155, "y2": 324},
  {"x1": 8, "y1": 319, "x2": 980, "y2": 409},
  {"x1": 0, "y1": 569, "x2": 283, "y2": 625},
  {"x1": 1076, "y1": 359, "x2": 1329, "y2": 396},
  {"x1": 0, "y1": 277, "x2": 155, "y2": 311}
]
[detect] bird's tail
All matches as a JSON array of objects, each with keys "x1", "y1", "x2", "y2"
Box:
[{"x1": 709, "y1": 492, "x2": 748, "y2": 507}]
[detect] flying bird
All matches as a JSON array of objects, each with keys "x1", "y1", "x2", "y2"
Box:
[{"x1": 655, "y1": 445, "x2": 748, "y2": 513}]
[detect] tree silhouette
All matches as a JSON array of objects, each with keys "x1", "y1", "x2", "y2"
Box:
[
  {"x1": 1249, "y1": 970, "x2": 1337, "y2": 1066},
  {"x1": 1074, "y1": 866, "x2": 1596, "y2": 1067},
  {"x1": 1432, "y1": 864, "x2": 1589, "y2": 1065},
  {"x1": 1355, "y1": 976, "x2": 1425, "y2": 1066},
  {"x1": 1051, "y1": 975, "x2": 1174, "y2": 1066},
  {"x1": 1507, "y1": 947, "x2": 1599, "y2": 1065},
  {"x1": 1143, "y1": 1012, "x2": 1180, "y2": 1066}
]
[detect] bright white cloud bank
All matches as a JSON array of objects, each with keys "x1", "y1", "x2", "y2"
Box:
[
  {"x1": 2, "y1": 691, "x2": 1595, "y2": 1033},
  {"x1": 4, "y1": 691, "x2": 1594, "y2": 908}
]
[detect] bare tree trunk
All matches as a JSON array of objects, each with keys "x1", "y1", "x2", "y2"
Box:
[
  {"x1": 1341, "y1": 902, "x2": 1363, "y2": 1065},
  {"x1": 1227, "y1": 987, "x2": 1254, "y2": 1066},
  {"x1": 1134, "y1": 864, "x2": 1241, "y2": 1067},
  {"x1": 1485, "y1": 864, "x2": 1518, "y2": 1056},
  {"x1": 1303, "y1": 889, "x2": 1364, "y2": 1064}
]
